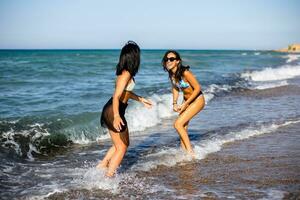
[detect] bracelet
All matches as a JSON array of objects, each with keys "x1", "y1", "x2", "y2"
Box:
[
  {"x1": 172, "y1": 102, "x2": 177, "y2": 105},
  {"x1": 114, "y1": 114, "x2": 120, "y2": 118}
]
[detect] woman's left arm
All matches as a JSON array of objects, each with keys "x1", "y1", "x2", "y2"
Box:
[
  {"x1": 180, "y1": 70, "x2": 201, "y2": 111},
  {"x1": 129, "y1": 92, "x2": 153, "y2": 108}
]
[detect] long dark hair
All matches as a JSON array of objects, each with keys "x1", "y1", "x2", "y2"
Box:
[
  {"x1": 161, "y1": 50, "x2": 190, "y2": 81},
  {"x1": 116, "y1": 41, "x2": 140, "y2": 77}
]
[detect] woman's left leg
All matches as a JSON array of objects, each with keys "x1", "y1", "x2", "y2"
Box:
[
  {"x1": 106, "y1": 128, "x2": 129, "y2": 177},
  {"x1": 180, "y1": 121, "x2": 189, "y2": 151},
  {"x1": 174, "y1": 96, "x2": 205, "y2": 154},
  {"x1": 96, "y1": 146, "x2": 116, "y2": 169}
]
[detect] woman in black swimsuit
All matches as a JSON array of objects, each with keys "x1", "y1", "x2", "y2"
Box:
[
  {"x1": 98, "y1": 41, "x2": 152, "y2": 176},
  {"x1": 162, "y1": 50, "x2": 205, "y2": 156}
]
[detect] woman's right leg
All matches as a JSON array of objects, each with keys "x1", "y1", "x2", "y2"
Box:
[{"x1": 106, "y1": 128, "x2": 129, "y2": 177}]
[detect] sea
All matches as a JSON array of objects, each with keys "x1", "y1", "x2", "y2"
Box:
[{"x1": 1, "y1": 50, "x2": 300, "y2": 199}]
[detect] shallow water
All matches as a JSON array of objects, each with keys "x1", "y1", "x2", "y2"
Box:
[{"x1": 1, "y1": 50, "x2": 300, "y2": 199}]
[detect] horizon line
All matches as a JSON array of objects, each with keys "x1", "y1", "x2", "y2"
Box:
[{"x1": 0, "y1": 48, "x2": 275, "y2": 51}]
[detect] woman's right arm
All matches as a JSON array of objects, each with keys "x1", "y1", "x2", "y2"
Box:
[
  {"x1": 113, "y1": 70, "x2": 131, "y2": 131},
  {"x1": 172, "y1": 84, "x2": 180, "y2": 112}
]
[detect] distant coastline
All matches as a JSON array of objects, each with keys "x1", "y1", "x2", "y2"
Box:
[{"x1": 274, "y1": 44, "x2": 300, "y2": 53}]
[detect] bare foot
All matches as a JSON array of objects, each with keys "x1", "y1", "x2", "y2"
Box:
[
  {"x1": 105, "y1": 170, "x2": 115, "y2": 178},
  {"x1": 187, "y1": 150, "x2": 196, "y2": 159},
  {"x1": 180, "y1": 147, "x2": 196, "y2": 159},
  {"x1": 96, "y1": 160, "x2": 108, "y2": 170}
]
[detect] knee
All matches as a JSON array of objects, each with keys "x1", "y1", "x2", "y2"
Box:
[
  {"x1": 116, "y1": 143, "x2": 128, "y2": 153},
  {"x1": 174, "y1": 120, "x2": 183, "y2": 130}
]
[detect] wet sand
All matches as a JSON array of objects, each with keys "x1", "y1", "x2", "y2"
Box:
[
  {"x1": 46, "y1": 122, "x2": 300, "y2": 199},
  {"x1": 233, "y1": 85, "x2": 300, "y2": 98},
  {"x1": 142, "y1": 122, "x2": 300, "y2": 199}
]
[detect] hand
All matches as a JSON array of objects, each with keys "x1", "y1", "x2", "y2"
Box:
[
  {"x1": 113, "y1": 115, "x2": 125, "y2": 132},
  {"x1": 173, "y1": 104, "x2": 180, "y2": 112},
  {"x1": 179, "y1": 102, "x2": 189, "y2": 114},
  {"x1": 141, "y1": 98, "x2": 153, "y2": 109}
]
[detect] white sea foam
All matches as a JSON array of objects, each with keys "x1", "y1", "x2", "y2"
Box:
[
  {"x1": 74, "y1": 167, "x2": 121, "y2": 193},
  {"x1": 60, "y1": 167, "x2": 165, "y2": 199},
  {"x1": 26, "y1": 143, "x2": 40, "y2": 161},
  {"x1": 206, "y1": 84, "x2": 232, "y2": 93},
  {"x1": 253, "y1": 80, "x2": 288, "y2": 90},
  {"x1": 124, "y1": 91, "x2": 213, "y2": 134},
  {"x1": 259, "y1": 189, "x2": 286, "y2": 200},
  {"x1": 96, "y1": 133, "x2": 111, "y2": 141},
  {"x1": 26, "y1": 166, "x2": 123, "y2": 198},
  {"x1": 126, "y1": 94, "x2": 176, "y2": 132},
  {"x1": 240, "y1": 64, "x2": 300, "y2": 90},
  {"x1": 70, "y1": 130, "x2": 94, "y2": 144},
  {"x1": 1, "y1": 122, "x2": 50, "y2": 160},
  {"x1": 241, "y1": 65, "x2": 300, "y2": 82},
  {"x1": 131, "y1": 120, "x2": 300, "y2": 171},
  {"x1": 204, "y1": 83, "x2": 233, "y2": 99},
  {"x1": 284, "y1": 54, "x2": 300, "y2": 63},
  {"x1": 26, "y1": 189, "x2": 66, "y2": 200}
]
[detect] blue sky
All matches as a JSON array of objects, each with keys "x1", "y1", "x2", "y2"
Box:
[{"x1": 0, "y1": 0, "x2": 299, "y2": 49}]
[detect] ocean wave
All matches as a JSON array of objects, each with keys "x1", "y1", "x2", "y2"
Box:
[
  {"x1": 238, "y1": 64, "x2": 300, "y2": 90},
  {"x1": 0, "y1": 116, "x2": 97, "y2": 160},
  {"x1": 283, "y1": 54, "x2": 300, "y2": 63},
  {"x1": 1, "y1": 72, "x2": 294, "y2": 161},
  {"x1": 0, "y1": 91, "x2": 215, "y2": 160},
  {"x1": 202, "y1": 78, "x2": 250, "y2": 98},
  {"x1": 241, "y1": 65, "x2": 300, "y2": 82},
  {"x1": 205, "y1": 83, "x2": 233, "y2": 95},
  {"x1": 130, "y1": 119, "x2": 300, "y2": 171}
]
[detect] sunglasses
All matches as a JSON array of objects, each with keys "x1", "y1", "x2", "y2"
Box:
[{"x1": 164, "y1": 57, "x2": 178, "y2": 62}]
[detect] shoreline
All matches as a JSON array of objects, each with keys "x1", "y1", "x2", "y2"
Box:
[
  {"x1": 43, "y1": 121, "x2": 300, "y2": 199},
  {"x1": 138, "y1": 121, "x2": 300, "y2": 199}
]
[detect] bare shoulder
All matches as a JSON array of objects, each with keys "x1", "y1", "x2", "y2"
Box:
[
  {"x1": 183, "y1": 69, "x2": 195, "y2": 79},
  {"x1": 121, "y1": 70, "x2": 131, "y2": 77},
  {"x1": 117, "y1": 70, "x2": 131, "y2": 81},
  {"x1": 115, "y1": 70, "x2": 131, "y2": 86}
]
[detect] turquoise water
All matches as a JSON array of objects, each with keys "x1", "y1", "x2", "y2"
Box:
[
  {"x1": 0, "y1": 50, "x2": 287, "y2": 118},
  {"x1": 1, "y1": 50, "x2": 300, "y2": 199}
]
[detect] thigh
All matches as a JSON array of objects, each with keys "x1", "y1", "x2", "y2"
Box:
[
  {"x1": 177, "y1": 96, "x2": 205, "y2": 125},
  {"x1": 101, "y1": 98, "x2": 128, "y2": 133}
]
